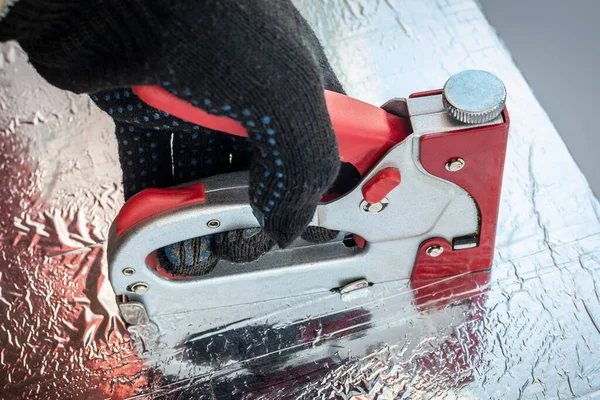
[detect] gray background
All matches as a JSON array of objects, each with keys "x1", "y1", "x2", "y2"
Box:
[{"x1": 479, "y1": 0, "x2": 599, "y2": 195}]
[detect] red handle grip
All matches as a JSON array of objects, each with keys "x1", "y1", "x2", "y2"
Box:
[
  {"x1": 115, "y1": 183, "x2": 207, "y2": 236},
  {"x1": 133, "y1": 86, "x2": 411, "y2": 175}
]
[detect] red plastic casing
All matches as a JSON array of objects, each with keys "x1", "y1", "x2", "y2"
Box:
[
  {"x1": 115, "y1": 184, "x2": 206, "y2": 236},
  {"x1": 133, "y1": 86, "x2": 411, "y2": 176},
  {"x1": 410, "y1": 89, "x2": 510, "y2": 282}
]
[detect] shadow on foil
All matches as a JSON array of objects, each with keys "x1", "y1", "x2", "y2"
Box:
[{"x1": 134, "y1": 272, "x2": 490, "y2": 399}]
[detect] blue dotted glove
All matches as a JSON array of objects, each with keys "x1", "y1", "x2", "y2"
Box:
[{"x1": 91, "y1": 80, "x2": 351, "y2": 274}]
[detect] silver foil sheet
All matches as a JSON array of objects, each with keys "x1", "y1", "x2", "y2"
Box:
[{"x1": 1, "y1": 0, "x2": 600, "y2": 398}]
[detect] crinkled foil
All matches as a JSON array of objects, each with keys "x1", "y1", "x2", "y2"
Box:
[{"x1": 1, "y1": 0, "x2": 600, "y2": 399}]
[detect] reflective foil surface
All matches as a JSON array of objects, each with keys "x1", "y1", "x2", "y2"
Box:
[{"x1": 2, "y1": 0, "x2": 600, "y2": 398}]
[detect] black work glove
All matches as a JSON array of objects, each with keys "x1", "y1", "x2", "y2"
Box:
[{"x1": 0, "y1": 0, "x2": 360, "y2": 274}]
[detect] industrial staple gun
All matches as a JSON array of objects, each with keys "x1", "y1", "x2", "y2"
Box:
[{"x1": 107, "y1": 70, "x2": 509, "y2": 347}]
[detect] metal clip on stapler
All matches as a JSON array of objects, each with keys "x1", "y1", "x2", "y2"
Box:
[{"x1": 108, "y1": 70, "x2": 509, "y2": 343}]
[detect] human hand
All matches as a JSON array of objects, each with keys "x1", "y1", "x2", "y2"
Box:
[{"x1": 1, "y1": 0, "x2": 356, "y2": 274}]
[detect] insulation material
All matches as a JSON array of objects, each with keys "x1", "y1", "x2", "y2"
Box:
[{"x1": 1, "y1": 0, "x2": 599, "y2": 398}]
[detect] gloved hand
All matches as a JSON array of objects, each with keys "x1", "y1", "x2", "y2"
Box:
[{"x1": 0, "y1": 0, "x2": 360, "y2": 274}]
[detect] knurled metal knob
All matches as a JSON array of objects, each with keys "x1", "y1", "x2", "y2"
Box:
[{"x1": 442, "y1": 70, "x2": 506, "y2": 124}]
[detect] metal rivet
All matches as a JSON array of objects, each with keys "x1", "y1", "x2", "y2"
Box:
[
  {"x1": 445, "y1": 158, "x2": 465, "y2": 172},
  {"x1": 122, "y1": 267, "x2": 136, "y2": 276},
  {"x1": 425, "y1": 245, "x2": 444, "y2": 257},
  {"x1": 360, "y1": 198, "x2": 389, "y2": 214},
  {"x1": 207, "y1": 219, "x2": 221, "y2": 228},
  {"x1": 130, "y1": 282, "x2": 149, "y2": 294}
]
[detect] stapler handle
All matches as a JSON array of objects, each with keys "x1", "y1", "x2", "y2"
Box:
[{"x1": 133, "y1": 86, "x2": 411, "y2": 175}]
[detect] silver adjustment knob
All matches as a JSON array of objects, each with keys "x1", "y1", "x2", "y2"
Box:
[{"x1": 442, "y1": 70, "x2": 506, "y2": 124}]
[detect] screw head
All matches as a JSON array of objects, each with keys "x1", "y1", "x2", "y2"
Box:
[
  {"x1": 442, "y1": 70, "x2": 506, "y2": 124},
  {"x1": 130, "y1": 282, "x2": 149, "y2": 295},
  {"x1": 425, "y1": 245, "x2": 444, "y2": 257},
  {"x1": 122, "y1": 267, "x2": 136, "y2": 276},
  {"x1": 207, "y1": 219, "x2": 221, "y2": 229},
  {"x1": 360, "y1": 198, "x2": 389, "y2": 214},
  {"x1": 445, "y1": 158, "x2": 465, "y2": 172}
]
